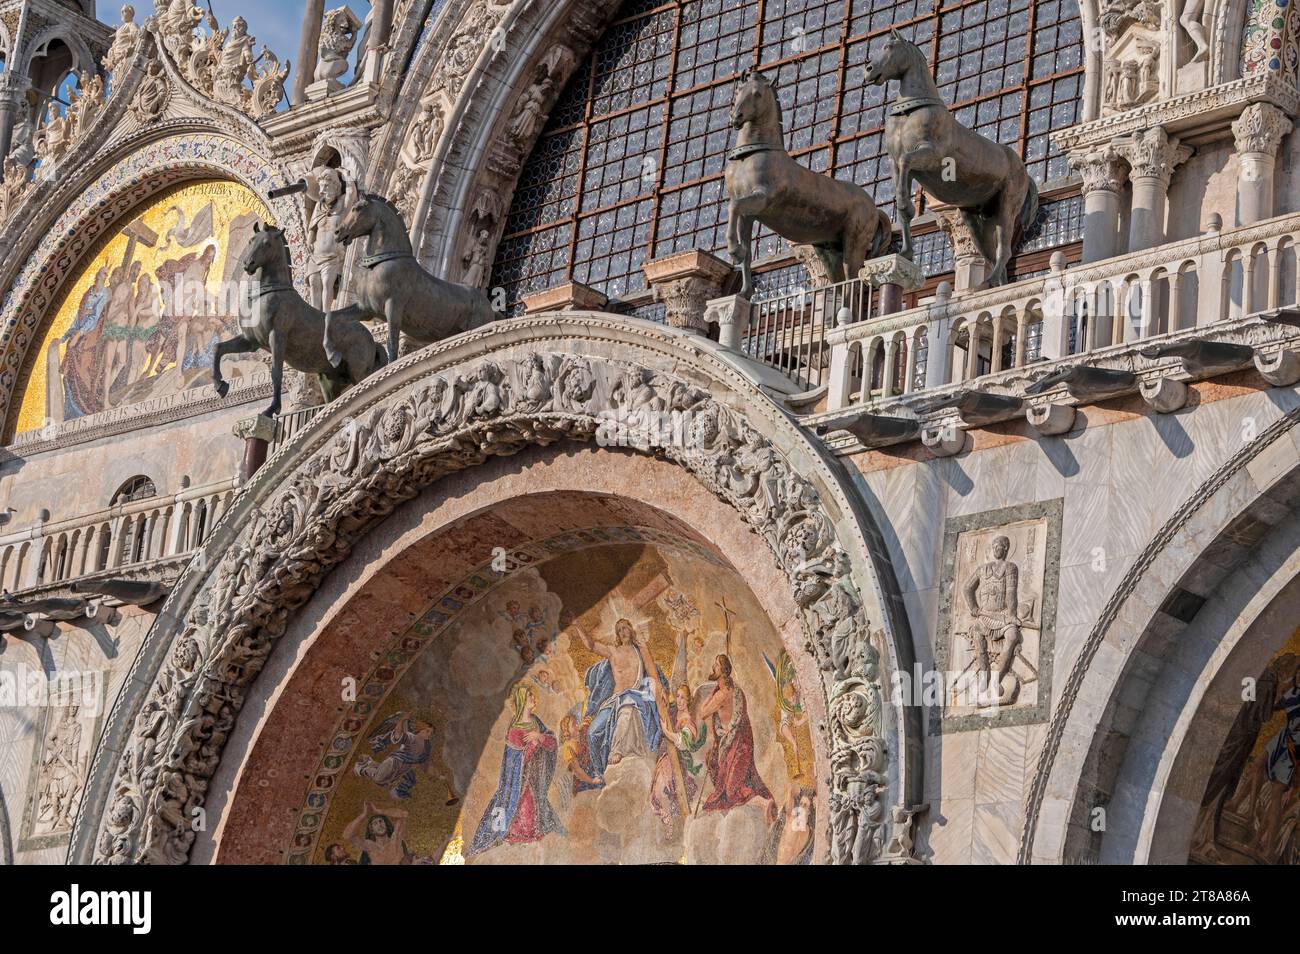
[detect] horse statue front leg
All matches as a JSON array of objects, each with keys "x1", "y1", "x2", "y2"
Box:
[
  {"x1": 264, "y1": 327, "x2": 285, "y2": 418},
  {"x1": 727, "y1": 202, "x2": 756, "y2": 298},
  {"x1": 211, "y1": 334, "x2": 255, "y2": 399},
  {"x1": 384, "y1": 298, "x2": 402, "y2": 365},
  {"x1": 892, "y1": 156, "x2": 916, "y2": 260}
]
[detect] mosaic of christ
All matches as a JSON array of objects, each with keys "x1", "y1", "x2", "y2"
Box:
[
  {"x1": 304, "y1": 543, "x2": 817, "y2": 865},
  {"x1": 16, "y1": 181, "x2": 270, "y2": 435}
]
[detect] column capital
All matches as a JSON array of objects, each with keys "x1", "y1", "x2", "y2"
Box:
[
  {"x1": 1232, "y1": 101, "x2": 1293, "y2": 157},
  {"x1": 1067, "y1": 144, "x2": 1128, "y2": 195},
  {"x1": 1115, "y1": 126, "x2": 1191, "y2": 183},
  {"x1": 644, "y1": 249, "x2": 732, "y2": 333}
]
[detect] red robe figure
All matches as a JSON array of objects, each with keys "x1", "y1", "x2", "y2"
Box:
[{"x1": 699, "y1": 654, "x2": 774, "y2": 817}]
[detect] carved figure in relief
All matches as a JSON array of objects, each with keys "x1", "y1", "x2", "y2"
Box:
[{"x1": 960, "y1": 535, "x2": 1026, "y2": 706}]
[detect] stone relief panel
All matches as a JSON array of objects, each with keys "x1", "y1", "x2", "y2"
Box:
[
  {"x1": 1101, "y1": 1, "x2": 1164, "y2": 114},
  {"x1": 932, "y1": 500, "x2": 1062, "y2": 733},
  {"x1": 1192, "y1": 626, "x2": 1300, "y2": 864},
  {"x1": 13, "y1": 180, "x2": 271, "y2": 436},
  {"x1": 295, "y1": 538, "x2": 815, "y2": 865},
  {"x1": 18, "y1": 678, "x2": 106, "y2": 852}
]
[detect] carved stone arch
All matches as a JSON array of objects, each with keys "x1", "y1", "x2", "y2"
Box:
[
  {"x1": 18, "y1": 23, "x2": 98, "y2": 81},
  {"x1": 69, "y1": 314, "x2": 922, "y2": 865},
  {"x1": 1211, "y1": 0, "x2": 1253, "y2": 83},
  {"x1": 409, "y1": 0, "x2": 618, "y2": 278},
  {"x1": 367, "y1": 0, "x2": 618, "y2": 276},
  {"x1": 1021, "y1": 392, "x2": 1300, "y2": 863},
  {"x1": 0, "y1": 132, "x2": 303, "y2": 436}
]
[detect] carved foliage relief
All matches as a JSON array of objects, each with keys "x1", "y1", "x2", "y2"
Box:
[{"x1": 90, "y1": 347, "x2": 894, "y2": 865}]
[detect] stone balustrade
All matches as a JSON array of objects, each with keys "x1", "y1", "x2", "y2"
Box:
[
  {"x1": 0, "y1": 477, "x2": 240, "y2": 593},
  {"x1": 807, "y1": 206, "x2": 1300, "y2": 415}
]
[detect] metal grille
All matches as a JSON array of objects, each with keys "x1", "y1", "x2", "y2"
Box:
[{"x1": 490, "y1": 0, "x2": 1085, "y2": 313}]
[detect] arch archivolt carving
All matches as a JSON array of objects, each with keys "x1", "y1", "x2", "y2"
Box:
[
  {"x1": 69, "y1": 315, "x2": 920, "y2": 865},
  {"x1": 370, "y1": 0, "x2": 617, "y2": 277},
  {"x1": 0, "y1": 130, "x2": 303, "y2": 436}
]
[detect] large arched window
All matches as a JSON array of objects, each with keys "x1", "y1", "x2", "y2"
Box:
[
  {"x1": 110, "y1": 475, "x2": 157, "y2": 506},
  {"x1": 490, "y1": 0, "x2": 1085, "y2": 313}
]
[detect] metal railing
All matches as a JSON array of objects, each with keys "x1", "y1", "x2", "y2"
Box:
[{"x1": 743, "y1": 278, "x2": 874, "y2": 391}]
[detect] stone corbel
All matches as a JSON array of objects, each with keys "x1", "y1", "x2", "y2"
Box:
[
  {"x1": 1026, "y1": 403, "x2": 1076, "y2": 436},
  {"x1": 919, "y1": 389, "x2": 1024, "y2": 427},
  {"x1": 1139, "y1": 376, "x2": 1188, "y2": 413},
  {"x1": 819, "y1": 410, "x2": 921, "y2": 449},
  {"x1": 921, "y1": 422, "x2": 969, "y2": 457},
  {"x1": 1026, "y1": 364, "x2": 1138, "y2": 403},
  {"x1": 1253, "y1": 349, "x2": 1300, "y2": 387},
  {"x1": 643, "y1": 250, "x2": 734, "y2": 334},
  {"x1": 1138, "y1": 339, "x2": 1255, "y2": 377}
]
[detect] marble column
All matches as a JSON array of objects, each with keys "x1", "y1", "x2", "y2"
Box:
[
  {"x1": 1232, "y1": 102, "x2": 1293, "y2": 226},
  {"x1": 935, "y1": 208, "x2": 986, "y2": 291},
  {"x1": 1069, "y1": 145, "x2": 1128, "y2": 264},
  {"x1": 1116, "y1": 126, "x2": 1191, "y2": 253},
  {"x1": 292, "y1": 0, "x2": 327, "y2": 106}
]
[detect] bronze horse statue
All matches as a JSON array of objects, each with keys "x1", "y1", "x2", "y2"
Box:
[
  {"x1": 327, "y1": 191, "x2": 494, "y2": 365},
  {"x1": 726, "y1": 71, "x2": 892, "y2": 298},
  {"x1": 865, "y1": 30, "x2": 1038, "y2": 288},
  {"x1": 213, "y1": 223, "x2": 385, "y2": 417}
]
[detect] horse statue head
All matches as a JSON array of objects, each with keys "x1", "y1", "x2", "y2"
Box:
[
  {"x1": 731, "y1": 69, "x2": 782, "y2": 134},
  {"x1": 863, "y1": 29, "x2": 925, "y2": 86},
  {"x1": 335, "y1": 188, "x2": 408, "y2": 251},
  {"x1": 242, "y1": 221, "x2": 289, "y2": 277}
]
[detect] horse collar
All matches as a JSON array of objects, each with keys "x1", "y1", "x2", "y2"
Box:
[
  {"x1": 254, "y1": 282, "x2": 294, "y2": 297},
  {"x1": 361, "y1": 250, "x2": 415, "y2": 269},
  {"x1": 889, "y1": 96, "x2": 945, "y2": 117},
  {"x1": 727, "y1": 142, "x2": 782, "y2": 162}
]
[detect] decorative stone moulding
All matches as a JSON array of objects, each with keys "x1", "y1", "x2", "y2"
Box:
[
  {"x1": 520, "y1": 281, "x2": 609, "y2": 314},
  {"x1": 1052, "y1": 72, "x2": 1300, "y2": 153},
  {"x1": 643, "y1": 249, "x2": 735, "y2": 333}
]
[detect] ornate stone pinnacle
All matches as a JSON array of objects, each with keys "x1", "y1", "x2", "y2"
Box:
[{"x1": 1233, "y1": 102, "x2": 1294, "y2": 156}]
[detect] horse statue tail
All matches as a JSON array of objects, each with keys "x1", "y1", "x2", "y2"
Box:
[
  {"x1": 870, "y1": 208, "x2": 893, "y2": 259},
  {"x1": 1018, "y1": 176, "x2": 1040, "y2": 243}
]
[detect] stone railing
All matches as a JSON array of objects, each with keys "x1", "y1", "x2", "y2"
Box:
[
  {"x1": 0, "y1": 477, "x2": 239, "y2": 593},
  {"x1": 801, "y1": 208, "x2": 1300, "y2": 412}
]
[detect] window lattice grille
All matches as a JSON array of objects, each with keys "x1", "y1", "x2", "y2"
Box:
[{"x1": 490, "y1": 0, "x2": 1084, "y2": 313}]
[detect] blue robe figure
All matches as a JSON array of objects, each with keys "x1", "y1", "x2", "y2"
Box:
[
  {"x1": 1266, "y1": 683, "x2": 1300, "y2": 787},
  {"x1": 582, "y1": 632, "x2": 669, "y2": 783},
  {"x1": 468, "y1": 686, "x2": 565, "y2": 856}
]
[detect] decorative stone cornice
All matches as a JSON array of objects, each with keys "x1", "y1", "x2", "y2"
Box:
[
  {"x1": 71, "y1": 315, "x2": 919, "y2": 866},
  {"x1": 1068, "y1": 144, "x2": 1129, "y2": 195},
  {"x1": 1053, "y1": 73, "x2": 1300, "y2": 154},
  {"x1": 1232, "y1": 101, "x2": 1294, "y2": 156},
  {"x1": 1114, "y1": 126, "x2": 1191, "y2": 183}
]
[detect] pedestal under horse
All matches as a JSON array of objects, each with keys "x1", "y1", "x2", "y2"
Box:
[
  {"x1": 329, "y1": 192, "x2": 494, "y2": 365},
  {"x1": 865, "y1": 30, "x2": 1038, "y2": 288},
  {"x1": 212, "y1": 223, "x2": 385, "y2": 417},
  {"x1": 726, "y1": 71, "x2": 892, "y2": 298}
]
